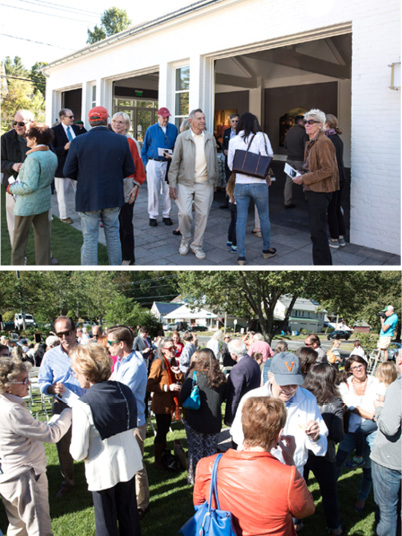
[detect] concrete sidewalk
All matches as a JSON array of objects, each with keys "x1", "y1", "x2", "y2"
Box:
[{"x1": 53, "y1": 180, "x2": 400, "y2": 267}]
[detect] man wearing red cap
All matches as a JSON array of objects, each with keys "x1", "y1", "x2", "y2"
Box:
[
  {"x1": 141, "y1": 108, "x2": 178, "y2": 227},
  {"x1": 63, "y1": 106, "x2": 135, "y2": 265}
]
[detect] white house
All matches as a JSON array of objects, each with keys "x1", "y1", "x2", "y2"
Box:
[
  {"x1": 43, "y1": 0, "x2": 401, "y2": 255},
  {"x1": 274, "y1": 296, "x2": 326, "y2": 333},
  {"x1": 150, "y1": 301, "x2": 183, "y2": 323},
  {"x1": 163, "y1": 303, "x2": 217, "y2": 327}
]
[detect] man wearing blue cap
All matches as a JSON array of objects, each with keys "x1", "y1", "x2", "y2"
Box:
[
  {"x1": 230, "y1": 352, "x2": 328, "y2": 476},
  {"x1": 378, "y1": 305, "x2": 398, "y2": 361}
]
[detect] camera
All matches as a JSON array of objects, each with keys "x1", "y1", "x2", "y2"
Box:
[{"x1": 376, "y1": 312, "x2": 386, "y2": 319}]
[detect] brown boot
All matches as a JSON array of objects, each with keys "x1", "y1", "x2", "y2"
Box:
[{"x1": 154, "y1": 443, "x2": 165, "y2": 470}]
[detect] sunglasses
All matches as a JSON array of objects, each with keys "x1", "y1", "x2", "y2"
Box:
[
  {"x1": 64, "y1": 115, "x2": 74, "y2": 119},
  {"x1": 13, "y1": 377, "x2": 30, "y2": 385},
  {"x1": 163, "y1": 346, "x2": 175, "y2": 351},
  {"x1": 56, "y1": 330, "x2": 72, "y2": 338},
  {"x1": 303, "y1": 120, "x2": 320, "y2": 125},
  {"x1": 107, "y1": 340, "x2": 119, "y2": 346},
  {"x1": 13, "y1": 121, "x2": 28, "y2": 127}
]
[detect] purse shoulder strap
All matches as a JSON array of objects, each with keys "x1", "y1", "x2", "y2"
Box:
[
  {"x1": 244, "y1": 133, "x2": 256, "y2": 154},
  {"x1": 192, "y1": 370, "x2": 197, "y2": 385},
  {"x1": 208, "y1": 453, "x2": 223, "y2": 512}
]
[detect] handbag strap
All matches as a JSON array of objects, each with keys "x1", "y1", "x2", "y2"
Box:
[
  {"x1": 192, "y1": 370, "x2": 197, "y2": 385},
  {"x1": 208, "y1": 453, "x2": 223, "y2": 512},
  {"x1": 244, "y1": 134, "x2": 256, "y2": 155}
]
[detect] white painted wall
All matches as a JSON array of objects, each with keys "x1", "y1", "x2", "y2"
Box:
[{"x1": 44, "y1": 0, "x2": 401, "y2": 255}]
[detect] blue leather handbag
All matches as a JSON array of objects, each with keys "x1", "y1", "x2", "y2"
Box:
[
  {"x1": 182, "y1": 371, "x2": 201, "y2": 410},
  {"x1": 179, "y1": 454, "x2": 237, "y2": 536}
]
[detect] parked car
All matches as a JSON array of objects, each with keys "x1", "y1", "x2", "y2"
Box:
[
  {"x1": 164, "y1": 322, "x2": 188, "y2": 332},
  {"x1": 14, "y1": 313, "x2": 36, "y2": 331},
  {"x1": 187, "y1": 325, "x2": 209, "y2": 332},
  {"x1": 3, "y1": 321, "x2": 15, "y2": 331},
  {"x1": 327, "y1": 330, "x2": 352, "y2": 340}
]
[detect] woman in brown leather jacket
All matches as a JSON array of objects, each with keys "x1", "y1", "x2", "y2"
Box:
[
  {"x1": 292, "y1": 108, "x2": 339, "y2": 266},
  {"x1": 147, "y1": 337, "x2": 183, "y2": 469}
]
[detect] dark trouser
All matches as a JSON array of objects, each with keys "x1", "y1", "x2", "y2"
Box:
[
  {"x1": 52, "y1": 399, "x2": 74, "y2": 488},
  {"x1": 227, "y1": 203, "x2": 237, "y2": 245},
  {"x1": 305, "y1": 191, "x2": 333, "y2": 265},
  {"x1": 327, "y1": 188, "x2": 346, "y2": 239},
  {"x1": 154, "y1": 413, "x2": 171, "y2": 446},
  {"x1": 92, "y1": 476, "x2": 141, "y2": 536},
  {"x1": 304, "y1": 452, "x2": 341, "y2": 530},
  {"x1": 12, "y1": 212, "x2": 50, "y2": 265},
  {"x1": 119, "y1": 202, "x2": 135, "y2": 263}
]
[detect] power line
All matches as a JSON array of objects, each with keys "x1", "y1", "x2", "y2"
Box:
[
  {"x1": 16, "y1": 0, "x2": 101, "y2": 18},
  {"x1": 0, "y1": 3, "x2": 96, "y2": 24},
  {"x1": 0, "y1": 33, "x2": 73, "y2": 50}
]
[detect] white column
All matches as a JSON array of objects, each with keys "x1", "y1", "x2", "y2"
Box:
[{"x1": 190, "y1": 54, "x2": 215, "y2": 133}]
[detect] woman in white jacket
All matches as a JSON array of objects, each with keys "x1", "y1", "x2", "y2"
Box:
[
  {"x1": 0, "y1": 358, "x2": 72, "y2": 536},
  {"x1": 228, "y1": 112, "x2": 276, "y2": 265},
  {"x1": 70, "y1": 344, "x2": 143, "y2": 536}
]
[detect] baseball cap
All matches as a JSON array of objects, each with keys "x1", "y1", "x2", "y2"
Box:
[
  {"x1": 269, "y1": 352, "x2": 303, "y2": 386},
  {"x1": 382, "y1": 305, "x2": 394, "y2": 312},
  {"x1": 46, "y1": 335, "x2": 60, "y2": 348},
  {"x1": 157, "y1": 107, "x2": 171, "y2": 117},
  {"x1": 88, "y1": 106, "x2": 108, "y2": 122}
]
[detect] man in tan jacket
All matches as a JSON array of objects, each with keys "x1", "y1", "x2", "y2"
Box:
[{"x1": 168, "y1": 108, "x2": 218, "y2": 260}]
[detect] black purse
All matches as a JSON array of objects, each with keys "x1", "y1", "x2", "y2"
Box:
[{"x1": 232, "y1": 134, "x2": 272, "y2": 179}]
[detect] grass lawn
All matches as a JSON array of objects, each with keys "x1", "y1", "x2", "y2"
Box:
[
  {"x1": 0, "y1": 404, "x2": 376, "y2": 536},
  {"x1": 1, "y1": 187, "x2": 109, "y2": 265}
]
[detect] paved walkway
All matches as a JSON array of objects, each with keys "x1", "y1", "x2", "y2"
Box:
[{"x1": 52, "y1": 179, "x2": 400, "y2": 266}]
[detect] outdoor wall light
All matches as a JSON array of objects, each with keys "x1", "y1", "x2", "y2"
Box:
[{"x1": 389, "y1": 61, "x2": 401, "y2": 90}]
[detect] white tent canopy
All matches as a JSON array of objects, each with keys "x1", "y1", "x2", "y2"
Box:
[{"x1": 164, "y1": 304, "x2": 217, "y2": 321}]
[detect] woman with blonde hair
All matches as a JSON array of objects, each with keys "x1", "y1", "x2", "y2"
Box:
[
  {"x1": 70, "y1": 344, "x2": 142, "y2": 535},
  {"x1": 0, "y1": 358, "x2": 71, "y2": 535},
  {"x1": 292, "y1": 109, "x2": 339, "y2": 265},
  {"x1": 111, "y1": 112, "x2": 146, "y2": 265}
]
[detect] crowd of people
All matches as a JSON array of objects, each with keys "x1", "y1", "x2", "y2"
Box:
[
  {"x1": 1, "y1": 104, "x2": 346, "y2": 266},
  {"x1": 0, "y1": 318, "x2": 400, "y2": 536}
]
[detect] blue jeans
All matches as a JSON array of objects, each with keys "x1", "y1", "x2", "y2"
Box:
[
  {"x1": 336, "y1": 432, "x2": 372, "y2": 501},
  {"x1": 372, "y1": 460, "x2": 401, "y2": 536},
  {"x1": 78, "y1": 207, "x2": 122, "y2": 265},
  {"x1": 234, "y1": 182, "x2": 270, "y2": 258}
]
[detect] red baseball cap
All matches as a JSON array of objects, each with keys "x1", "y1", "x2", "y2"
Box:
[
  {"x1": 88, "y1": 106, "x2": 109, "y2": 122},
  {"x1": 157, "y1": 107, "x2": 171, "y2": 117}
]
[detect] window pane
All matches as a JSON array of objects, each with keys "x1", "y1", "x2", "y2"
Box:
[
  {"x1": 137, "y1": 100, "x2": 154, "y2": 109},
  {"x1": 175, "y1": 92, "x2": 189, "y2": 116},
  {"x1": 176, "y1": 67, "x2": 190, "y2": 90},
  {"x1": 137, "y1": 110, "x2": 153, "y2": 143}
]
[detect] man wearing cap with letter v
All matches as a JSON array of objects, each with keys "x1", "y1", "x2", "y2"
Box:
[
  {"x1": 141, "y1": 107, "x2": 178, "y2": 227},
  {"x1": 230, "y1": 352, "x2": 328, "y2": 477},
  {"x1": 63, "y1": 106, "x2": 135, "y2": 265}
]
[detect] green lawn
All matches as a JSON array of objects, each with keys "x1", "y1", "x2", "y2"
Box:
[
  {"x1": 0, "y1": 406, "x2": 376, "y2": 536},
  {"x1": 1, "y1": 187, "x2": 109, "y2": 265}
]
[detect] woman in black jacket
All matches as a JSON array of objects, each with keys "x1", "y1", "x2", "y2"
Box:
[
  {"x1": 325, "y1": 114, "x2": 347, "y2": 249},
  {"x1": 303, "y1": 363, "x2": 344, "y2": 536},
  {"x1": 179, "y1": 349, "x2": 226, "y2": 484}
]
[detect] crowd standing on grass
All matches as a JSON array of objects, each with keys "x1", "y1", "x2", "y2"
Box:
[
  {"x1": 0, "y1": 310, "x2": 400, "y2": 535},
  {"x1": 2, "y1": 105, "x2": 349, "y2": 266}
]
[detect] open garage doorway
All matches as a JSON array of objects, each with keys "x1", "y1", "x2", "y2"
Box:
[
  {"x1": 214, "y1": 32, "x2": 351, "y2": 235},
  {"x1": 62, "y1": 88, "x2": 82, "y2": 123},
  {"x1": 113, "y1": 72, "x2": 159, "y2": 146}
]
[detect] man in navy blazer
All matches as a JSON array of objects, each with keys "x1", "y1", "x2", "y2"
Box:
[
  {"x1": 63, "y1": 106, "x2": 135, "y2": 266},
  {"x1": 51, "y1": 109, "x2": 85, "y2": 224},
  {"x1": 224, "y1": 338, "x2": 261, "y2": 427},
  {"x1": 221, "y1": 113, "x2": 239, "y2": 208}
]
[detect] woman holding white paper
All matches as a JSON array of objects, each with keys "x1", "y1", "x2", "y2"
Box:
[{"x1": 227, "y1": 112, "x2": 276, "y2": 266}]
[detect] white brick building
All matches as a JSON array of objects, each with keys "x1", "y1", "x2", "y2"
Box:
[{"x1": 43, "y1": 0, "x2": 401, "y2": 255}]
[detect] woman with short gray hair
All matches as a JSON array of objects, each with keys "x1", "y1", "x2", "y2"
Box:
[{"x1": 292, "y1": 108, "x2": 339, "y2": 265}]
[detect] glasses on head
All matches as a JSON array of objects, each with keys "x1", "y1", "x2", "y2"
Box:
[
  {"x1": 13, "y1": 377, "x2": 30, "y2": 385},
  {"x1": 303, "y1": 120, "x2": 320, "y2": 125},
  {"x1": 351, "y1": 365, "x2": 364, "y2": 371},
  {"x1": 13, "y1": 121, "x2": 28, "y2": 127},
  {"x1": 56, "y1": 330, "x2": 72, "y2": 338},
  {"x1": 107, "y1": 340, "x2": 119, "y2": 346}
]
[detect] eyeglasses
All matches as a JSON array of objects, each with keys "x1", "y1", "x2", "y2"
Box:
[
  {"x1": 163, "y1": 346, "x2": 175, "y2": 352},
  {"x1": 305, "y1": 341, "x2": 314, "y2": 346},
  {"x1": 13, "y1": 121, "x2": 28, "y2": 127},
  {"x1": 56, "y1": 330, "x2": 72, "y2": 338},
  {"x1": 303, "y1": 120, "x2": 320, "y2": 125},
  {"x1": 231, "y1": 119, "x2": 239, "y2": 123},
  {"x1": 107, "y1": 340, "x2": 119, "y2": 346},
  {"x1": 13, "y1": 377, "x2": 30, "y2": 385},
  {"x1": 351, "y1": 365, "x2": 364, "y2": 371},
  {"x1": 64, "y1": 115, "x2": 74, "y2": 119}
]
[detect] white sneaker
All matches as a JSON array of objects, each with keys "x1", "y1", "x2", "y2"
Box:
[
  {"x1": 179, "y1": 242, "x2": 190, "y2": 255},
  {"x1": 191, "y1": 246, "x2": 206, "y2": 260}
]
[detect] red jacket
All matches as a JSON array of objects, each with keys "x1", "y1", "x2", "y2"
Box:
[{"x1": 194, "y1": 450, "x2": 314, "y2": 536}]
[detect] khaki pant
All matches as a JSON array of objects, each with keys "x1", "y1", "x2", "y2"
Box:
[
  {"x1": 12, "y1": 212, "x2": 51, "y2": 265},
  {"x1": 0, "y1": 469, "x2": 53, "y2": 536},
  {"x1": 134, "y1": 423, "x2": 150, "y2": 511},
  {"x1": 176, "y1": 181, "x2": 214, "y2": 248}
]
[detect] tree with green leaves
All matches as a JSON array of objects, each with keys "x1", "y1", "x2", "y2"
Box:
[
  {"x1": 87, "y1": 7, "x2": 132, "y2": 44},
  {"x1": 30, "y1": 62, "x2": 47, "y2": 98}
]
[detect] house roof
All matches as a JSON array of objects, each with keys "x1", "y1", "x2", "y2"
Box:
[
  {"x1": 43, "y1": 0, "x2": 221, "y2": 71},
  {"x1": 279, "y1": 296, "x2": 326, "y2": 313},
  {"x1": 152, "y1": 302, "x2": 183, "y2": 315},
  {"x1": 164, "y1": 304, "x2": 218, "y2": 320}
]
